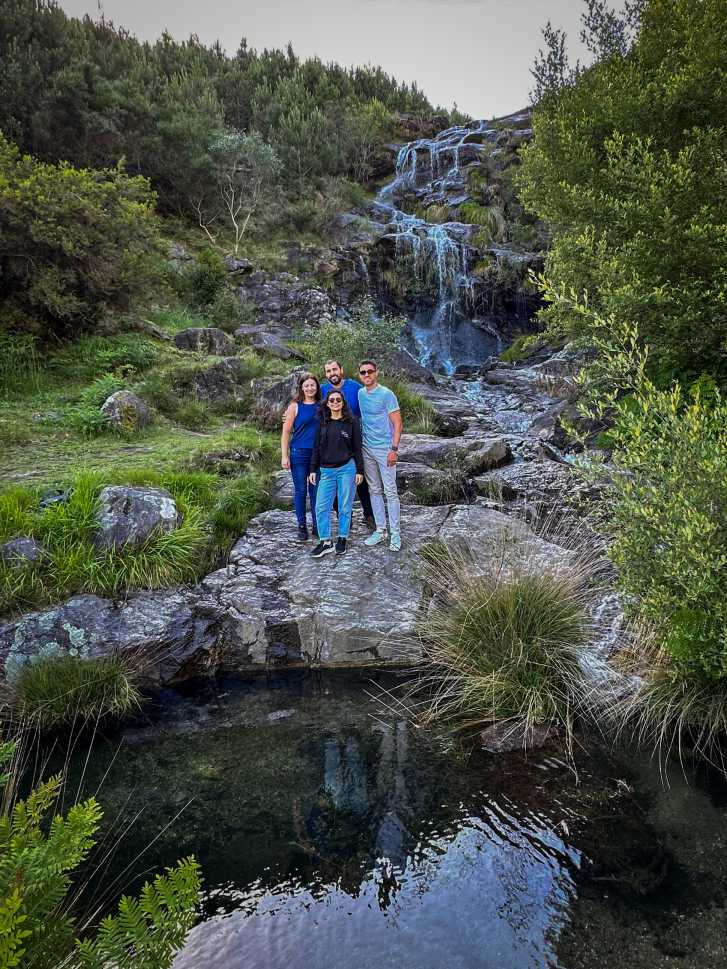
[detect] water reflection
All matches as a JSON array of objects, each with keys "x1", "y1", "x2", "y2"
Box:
[{"x1": 51, "y1": 672, "x2": 727, "y2": 969}]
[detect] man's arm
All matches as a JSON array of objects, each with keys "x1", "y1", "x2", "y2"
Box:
[{"x1": 388, "y1": 409, "x2": 402, "y2": 466}]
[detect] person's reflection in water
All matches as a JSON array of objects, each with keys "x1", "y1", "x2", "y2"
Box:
[{"x1": 372, "y1": 720, "x2": 411, "y2": 911}]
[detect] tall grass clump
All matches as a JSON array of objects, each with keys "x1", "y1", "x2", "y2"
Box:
[
  {"x1": 0, "y1": 330, "x2": 41, "y2": 394},
  {"x1": 405, "y1": 541, "x2": 593, "y2": 748},
  {"x1": 11, "y1": 655, "x2": 142, "y2": 730}
]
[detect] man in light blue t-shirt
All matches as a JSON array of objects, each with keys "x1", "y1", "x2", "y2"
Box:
[{"x1": 357, "y1": 359, "x2": 403, "y2": 551}]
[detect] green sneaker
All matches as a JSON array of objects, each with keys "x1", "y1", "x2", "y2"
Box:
[
  {"x1": 389, "y1": 532, "x2": 402, "y2": 552},
  {"x1": 364, "y1": 530, "x2": 387, "y2": 547}
]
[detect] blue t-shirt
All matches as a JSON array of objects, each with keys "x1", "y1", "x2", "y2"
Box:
[
  {"x1": 321, "y1": 378, "x2": 362, "y2": 418},
  {"x1": 358, "y1": 384, "x2": 400, "y2": 449},
  {"x1": 291, "y1": 402, "x2": 320, "y2": 449}
]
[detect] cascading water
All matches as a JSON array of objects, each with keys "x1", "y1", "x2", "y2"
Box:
[{"x1": 371, "y1": 117, "x2": 529, "y2": 374}]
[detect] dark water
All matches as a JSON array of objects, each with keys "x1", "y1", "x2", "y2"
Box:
[{"x1": 57, "y1": 672, "x2": 727, "y2": 969}]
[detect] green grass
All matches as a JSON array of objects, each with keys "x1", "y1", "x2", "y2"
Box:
[
  {"x1": 591, "y1": 632, "x2": 727, "y2": 773},
  {"x1": 0, "y1": 457, "x2": 276, "y2": 616},
  {"x1": 10, "y1": 654, "x2": 142, "y2": 729},
  {"x1": 500, "y1": 334, "x2": 536, "y2": 363},
  {"x1": 404, "y1": 543, "x2": 591, "y2": 747}
]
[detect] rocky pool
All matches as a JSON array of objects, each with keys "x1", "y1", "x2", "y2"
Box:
[{"x1": 55, "y1": 671, "x2": 727, "y2": 969}]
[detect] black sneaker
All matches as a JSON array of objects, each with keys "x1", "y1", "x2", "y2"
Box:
[
  {"x1": 335, "y1": 537, "x2": 347, "y2": 556},
  {"x1": 297, "y1": 524, "x2": 309, "y2": 542},
  {"x1": 310, "y1": 540, "x2": 334, "y2": 558}
]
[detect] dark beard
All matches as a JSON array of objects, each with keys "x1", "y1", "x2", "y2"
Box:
[{"x1": 329, "y1": 375, "x2": 342, "y2": 385}]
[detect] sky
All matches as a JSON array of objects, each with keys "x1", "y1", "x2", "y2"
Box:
[{"x1": 58, "y1": 0, "x2": 589, "y2": 118}]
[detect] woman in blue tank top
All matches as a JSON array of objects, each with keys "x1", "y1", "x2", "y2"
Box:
[{"x1": 281, "y1": 372, "x2": 322, "y2": 541}]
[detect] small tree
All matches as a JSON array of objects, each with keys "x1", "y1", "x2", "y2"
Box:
[{"x1": 195, "y1": 130, "x2": 281, "y2": 254}]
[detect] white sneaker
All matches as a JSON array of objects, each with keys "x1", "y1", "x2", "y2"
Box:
[
  {"x1": 389, "y1": 532, "x2": 402, "y2": 552},
  {"x1": 364, "y1": 530, "x2": 387, "y2": 547}
]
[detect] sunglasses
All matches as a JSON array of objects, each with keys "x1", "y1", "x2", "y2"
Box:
[
  {"x1": 359, "y1": 368, "x2": 376, "y2": 376},
  {"x1": 328, "y1": 396, "x2": 343, "y2": 404}
]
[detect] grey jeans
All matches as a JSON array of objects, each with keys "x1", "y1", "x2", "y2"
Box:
[{"x1": 363, "y1": 445, "x2": 401, "y2": 534}]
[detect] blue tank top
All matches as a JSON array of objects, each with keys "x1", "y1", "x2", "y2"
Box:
[{"x1": 291, "y1": 402, "x2": 319, "y2": 448}]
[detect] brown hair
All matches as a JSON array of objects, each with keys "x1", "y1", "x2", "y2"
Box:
[
  {"x1": 321, "y1": 390, "x2": 353, "y2": 424},
  {"x1": 358, "y1": 359, "x2": 378, "y2": 371},
  {"x1": 294, "y1": 372, "x2": 322, "y2": 403}
]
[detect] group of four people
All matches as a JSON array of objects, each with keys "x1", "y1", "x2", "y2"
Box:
[{"x1": 280, "y1": 359, "x2": 402, "y2": 557}]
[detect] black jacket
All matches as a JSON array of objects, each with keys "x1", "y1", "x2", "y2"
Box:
[{"x1": 311, "y1": 417, "x2": 364, "y2": 474}]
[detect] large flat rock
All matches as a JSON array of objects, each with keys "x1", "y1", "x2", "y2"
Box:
[{"x1": 202, "y1": 505, "x2": 570, "y2": 668}]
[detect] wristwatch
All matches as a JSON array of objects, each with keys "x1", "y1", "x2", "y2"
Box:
[{"x1": 390, "y1": 446, "x2": 399, "y2": 452}]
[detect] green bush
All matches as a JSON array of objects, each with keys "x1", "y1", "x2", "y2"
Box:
[
  {"x1": 48, "y1": 335, "x2": 160, "y2": 382},
  {"x1": 68, "y1": 374, "x2": 127, "y2": 438},
  {"x1": 210, "y1": 474, "x2": 271, "y2": 549},
  {"x1": 177, "y1": 248, "x2": 228, "y2": 310},
  {"x1": 0, "y1": 740, "x2": 200, "y2": 968},
  {"x1": 12, "y1": 655, "x2": 142, "y2": 729},
  {"x1": 0, "y1": 135, "x2": 163, "y2": 339},
  {"x1": 297, "y1": 298, "x2": 404, "y2": 374}
]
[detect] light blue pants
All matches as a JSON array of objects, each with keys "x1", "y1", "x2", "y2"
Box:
[{"x1": 315, "y1": 460, "x2": 357, "y2": 540}]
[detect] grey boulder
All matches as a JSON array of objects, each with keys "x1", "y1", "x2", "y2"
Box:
[
  {"x1": 174, "y1": 327, "x2": 235, "y2": 355},
  {"x1": 101, "y1": 391, "x2": 152, "y2": 432},
  {"x1": 0, "y1": 537, "x2": 45, "y2": 567},
  {"x1": 94, "y1": 486, "x2": 180, "y2": 551}
]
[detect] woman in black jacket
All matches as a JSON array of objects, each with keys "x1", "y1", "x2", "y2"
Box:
[{"x1": 307, "y1": 391, "x2": 364, "y2": 557}]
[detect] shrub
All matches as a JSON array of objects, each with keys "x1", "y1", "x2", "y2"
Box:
[
  {"x1": 12, "y1": 655, "x2": 142, "y2": 729},
  {"x1": 518, "y1": 0, "x2": 727, "y2": 385},
  {"x1": 572, "y1": 313, "x2": 727, "y2": 681},
  {"x1": 0, "y1": 739, "x2": 200, "y2": 969},
  {"x1": 177, "y1": 248, "x2": 228, "y2": 310},
  {"x1": 0, "y1": 135, "x2": 164, "y2": 339},
  {"x1": 68, "y1": 375, "x2": 127, "y2": 438},
  {"x1": 210, "y1": 474, "x2": 271, "y2": 549},
  {"x1": 405, "y1": 542, "x2": 592, "y2": 745},
  {"x1": 48, "y1": 335, "x2": 160, "y2": 382},
  {"x1": 297, "y1": 298, "x2": 404, "y2": 375}
]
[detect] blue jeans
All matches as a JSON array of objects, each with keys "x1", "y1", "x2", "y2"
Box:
[
  {"x1": 315, "y1": 461, "x2": 357, "y2": 540},
  {"x1": 290, "y1": 447, "x2": 318, "y2": 531}
]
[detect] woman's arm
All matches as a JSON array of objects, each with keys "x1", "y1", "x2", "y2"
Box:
[
  {"x1": 281, "y1": 403, "x2": 297, "y2": 469},
  {"x1": 308, "y1": 422, "x2": 322, "y2": 483},
  {"x1": 352, "y1": 418, "x2": 364, "y2": 476}
]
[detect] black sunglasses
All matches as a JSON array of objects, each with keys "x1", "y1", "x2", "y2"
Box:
[
  {"x1": 328, "y1": 395, "x2": 343, "y2": 403},
  {"x1": 359, "y1": 368, "x2": 376, "y2": 376}
]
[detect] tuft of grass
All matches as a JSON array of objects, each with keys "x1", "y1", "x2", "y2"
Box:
[
  {"x1": 589, "y1": 630, "x2": 727, "y2": 773},
  {"x1": 68, "y1": 374, "x2": 127, "y2": 438},
  {"x1": 48, "y1": 334, "x2": 160, "y2": 382},
  {"x1": 404, "y1": 542, "x2": 593, "y2": 748},
  {"x1": 11, "y1": 654, "x2": 142, "y2": 729},
  {"x1": 0, "y1": 331, "x2": 41, "y2": 394},
  {"x1": 500, "y1": 334, "x2": 536, "y2": 363}
]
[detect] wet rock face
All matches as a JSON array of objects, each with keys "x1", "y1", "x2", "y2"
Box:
[
  {"x1": 94, "y1": 486, "x2": 180, "y2": 551},
  {"x1": 101, "y1": 390, "x2": 152, "y2": 432},
  {"x1": 174, "y1": 327, "x2": 235, "y2": 355}
]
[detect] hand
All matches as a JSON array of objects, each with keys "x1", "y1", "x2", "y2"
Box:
[
  {"x1": 308, "y1": 473, "x2": 317, "y2": 485},
  {"x1": 281, "y1": 456, "x2": 290, "y2": 470},
  {"x1": 355, "y1": 474, "x2": 363, "y2": 486},
  {"x1": 387, "y1": 450, "x2": 398, "y2": 467}
]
